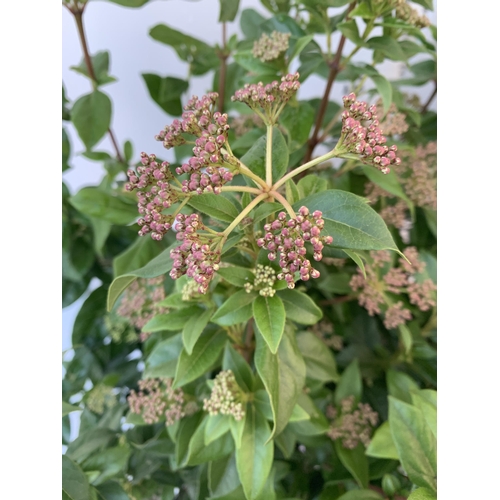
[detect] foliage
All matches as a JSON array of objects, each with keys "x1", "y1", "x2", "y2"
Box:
[{"x1": 62, "y1": 0, "x2": 437, "y2": 498}]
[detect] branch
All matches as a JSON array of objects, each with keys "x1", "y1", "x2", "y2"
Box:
[
  {"x1": 72, "y1": 8, "x2": 124, "y2": 163},
  {"x1": 421, "y1": 81, "x2": 437, "y2": 113}
]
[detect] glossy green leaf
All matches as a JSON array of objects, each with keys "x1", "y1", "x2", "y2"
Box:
[
  {"x1": 296, "y1": 331, "x2": 338, "y2": 382},
  {"x1": 334, "y1": 359, "x2": 362, "y2": 406},
  {"x1": 233, "y1": 50, "x2": 280, "y2": 75},
  {"x1": 240, "y1": 8, "x2": 266, "y2": 39},
  {"x1": 105, "y1": 0, "x2": 149, "y2": 6},
  {"x1": 71, "y1": 91, "x2": 111, "y2": 150},
  {"x1": 335, "y1": 441, "x2": 369, "y2": 488},
  {"x1": 219, "y1": 0, "x2": 240, "y2": 22},
  {"x1": 107, "y1": 242, "x2": 177, "y2": 311},
  {"x1": 366, "y1": 36, "x2": 407, "y2": 61},
  {"x1": 387, "y1": 369, "x2": 419, "y2": 404},
  {"x1": 209, "y1": 455, "x2": 241, "y2": 498},
  {"x1": 63, "y1": 455, "x2": 91, "y2": 500},
  {"x1": 295, "y1": 190, "x2": 400, "y2": 253},
  {"x1": 236, "y1": 405, "x2": 274, "y2": 500},
  {"x1": 173, "y1": 330, "x2": 226, "y2": 388},
  {"x1": 72, "y1": 286, "x2": 107, "y2": 345},
  {"x1": 188, "y1": 193, "x2": 239, "y2": 223},
  {"x1": 113, "y1": 236, "x2": 163, "y2": 278},
  {"x1": 408, "y1": 488, "x2": 437, "y2": 500},
  {"x1": 70, "y1": 187, "x2": 137, "y2": 225},
  {"x1": 337, "y1": 20, "x2": 365, "y2": 45},
  {"x1": 81, "y1": 446, "x2": 130, "y2": 486},
  {"x1": 63, "y1": 128, "x2": 71, "y2": 171},
  {"x1": 212, "y1": 289, "x2": 257, "y2": 326},
  {"x1": 411, "y1": 390, "x2": 437, "y2": 438},
  {"x1": 370, "y1": 74, "x2": 392, "y2": 114},
  {"x1": 252, "y1": 202, "x2": 282, "y2": 224},
  {"x1": 280, "y1": 101, "x2": 315, "y2": 152},
  {"x1": 95, "y1": 481, "x2": 130, "y2": 499},
  {"x1": 66, "y1": 428, "x2": 116, "y2": 463},
  {"x1": 336, "y1": 490, "x2": 384, "y2": 500},
  {"x1": 204, "y1": 414, "x2": 232, "y2": 445},
  {"x1": 182, "y1": 307, "x2": 214, "y2": 354},
  {"x1": 70, "y1": 51, "x2": 116, "y2": 86},
  {"x1": 144, "y1": 333, "x2": 183, "y2": 379},
  {"x1": 285, "y1": 179, "x2": 300, "y2": 205},
  {"x1": 63, "y1": 401, "x2": 82, "y2": 417},
  {"x1": 365, "y1": 421, "x2": 399, "y2": 460},
  {"x1": 297, "y1": 175, "x2": 328, "y2": 198},
  {"x1": 388, "y1": 396, "x2": 437, "y2": 492},
  {"x1": 240, "y1": 127, "x2": 289, "y2": 184},
  {"x1": 218, "y1": 265, "x2": 254, "y2": 287},
  {"x1": 255, "y1": 324, "x2": 306, "y2": 439},
  {"x1": 343, "y1": 249, "x2": 367, "y2": 278},
  {"x1": 278, "y1": 289, "x2": 323, "y2": 325},
  {"x1": 142, "y1": 306, "x2": 203, "y2": 333},
  {"x1": 142, "y1": 74, "x2": 188, "y2": 115},
  {"x1": 222, "y1": 342, "x2": 254, "y2": 392},
  {"x1": 253, "y1": 295, "x2": 286, "y2": 353}
]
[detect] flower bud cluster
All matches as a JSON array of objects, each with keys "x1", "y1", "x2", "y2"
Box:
[
  {"x1": 203, "y1": 370, "x2": 245, "y2": 421},
  {"x1": 326, "y1": 396, "x2": 379, "y2": 449},
  {"x1": 115, "y1": 277, "x2": 167, "y2": 340},
  {"x1": 309, "y1": 321, "x2": 344, "y2": 351},
  {"x1": 341, "y1": 92, "x2": 401, "y2": 174},
  {"x1": 395, "y1": 1, "x2": 431, "y2": 28},
  {"x1": 155, "y1": 93, "x2": 234, "y2": 195},
  {"x1": 252, "y1": 30, "x2": 291, "y2": 62},
  {"x1": 231, "y1": 73, "x2": 300, "y2": 120},
  {"x1": 128, "y1": 378, "x2": 195, "y2": 426},
  {"x1": 244, "y1": 264, "x2": 277, "y2": 297},
  {"x1": 256, "y1": 207, "x2": 333, "y2": 289},
  {"x1": 170, "y1": 214, "x2": 221, "y2": 294},
  {"x1": 349, "y1": 247, "x2": 436, "y2": 329},
  {"x1": 87, "y1": 384, "x2": 116, "y2": 415},
  {"x1": 126, "y1": 153, "x2": 177, "y2": 241},
  {"x1": 376, "y1": 101, "x2": 409, "y2": 136}
]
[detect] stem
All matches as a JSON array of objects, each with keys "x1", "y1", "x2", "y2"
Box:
[
  {"x1": 236, "y1": 160, "x2": 269, "y2": 190},
  {"x1": 217, "y1": 22, "x2": 228, "y2": 113},
  {"x1": 172, "y1": 196, "x2": 191, "y2": 218},
  {"x1": 72, "y1": 8, "x2": 124, "y2": 163},
  {"x1": 266, "y1": 125, "x2": 273, "y2": 186},
  {"x1": 270, "y1": 191, "x2": 295, "y2": 218},
  {"x1": 222, "y1": 193, "x2": 268, "y2": 237},
  {"x1": 221, "y1": 186, "x2": 262, "y2": 194},
  {"x1": 272, "y1": 149, "x2": 339, "y2": 191},
  {"x1": 421, "y1": 81, "x2": 437, "y2": 113}
]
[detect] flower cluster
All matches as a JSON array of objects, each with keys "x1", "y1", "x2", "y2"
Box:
[
  {"x1": 230, "y1": 114, "x2": 264, "y2": 137},
  {"x1": 114, "y1": 277, "x2": 167, "y2": 341},
  {"x1": 309, "y1": 321, "x2": 344, "y2": 351},
  {"x1": 128, "y1": 378, "x2": 196, "y2": 426},
  {"x1": 395, "y1": 0, "x2": 431, "y2": 27},
  {"x1": 256, "y1": 207, "x2": 333, "y2": 289},
  {"x1": 252, "y1": 30, "x2": 290, "y2": 62},
  {"x1": 341, "y1": 93, "x2": 401, "y2": 174},
  {"x1": 326, "y1": 396, "x2": 379, "y2": 449},
  {"x1": 126, "y1": 153, "x2": 177, "y2": 240},
  {"x1": 87, "y1": 384, "x2": 116, "y2": 415},
  {"x1": 203, "y1": 370, "x2": 245, "y2": 421},
  {"x1": 170, "y1": 214, "x2": 221, "y2": 294},
  {"x1": 349, "y1": 247, "x2": 436, "y2": 329},
  {"x1": 244, "y1": 264, "x2": 277, "y2": 297},
  {"x1": 231, "y1": 73, "x2": 300, "y2": 121},
  {"x1": 376, "y1": 101, "x2": 409, "y2": 136}
]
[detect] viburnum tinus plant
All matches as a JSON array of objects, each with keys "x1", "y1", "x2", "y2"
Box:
[{"x1": 62, "y1": 1, "x2": 437, "y2": 499}]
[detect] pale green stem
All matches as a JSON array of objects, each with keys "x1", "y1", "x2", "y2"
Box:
[
  {"x1": 266, "y1": 124, "x2": 273, "y2": 186},
  {"x1": 236, "y1": 160, "x2": 269, "y2": 190},
  {"x1": 271, "y1": 191, "x2": 295, "y2": 218},
  {"x1": 222, "y1": 193, "x2": 268, "y2": 237},
  {"x1": 272, "y1": 149, "x2": 340, "y2": 191},
  {"x1": 344, "y1": 20, "x2": 375, "y2": 62},
  {"x1": 221, "y1": 186, "x2": 262, "y2": 194},
  {"x1": 172, "y1": 196, "x2": 191, "y2": 218}
]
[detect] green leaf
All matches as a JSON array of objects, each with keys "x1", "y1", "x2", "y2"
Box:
[
  {"x1": 219, "y1": 0, "x2": 240, "y2": 22},
  {"x1": 240, "y1": 8, "x2": 266, "y2": 39},
  {"x1": 142, "y1": 306, "x2": 204, "y2": 333},
  {"x1": 370, "y1": 74, "x2": 392, "y2": 114},
  {"x1": 253, "y1": 390, "x2": 309, "y2": 423},
  {"x1": 63, "y1": 455, "x2": 91, "y2": 500},
  {"x1": 209, "y1": 456, "x2": 243, "y2": 498},
  {"x1": 95, "y1": 481, "x2": 130, "y2": 500},
  {"x1": 278, "y1": 289, "x2": 323, "y2": 325},
  {"x1": 411, "y1": 0, "x2": 433, "y2": 10},
  {"x1": 230, "y1": 415, "x2": 246, "y2": 450},
  {"x1": 285, "y1": 179, "x2": 300, "y2": 205},
  {"x1": 366, "y1": 36, "x2": 407, "y2": 61},
  {"x1": 107, "y1": 242, "x2": 177, "y2": 311},
  {"x1": 240, "y1": 127, "x2": 289, "y2": 184},
  {"x1": 142, "y1": 74, "x2": 188, "y2": 115},
  {"x1": 388, "y1": 396, "x2": 437, "y2": 492},
  {"x1": 204, "y1": 414, "x2": 232, "y2": 445},
  {"x1": 253, "y1": 295, "x2": 286, "y2": 353},
  {"x1": 254, "y1": 324, "x2": 306, "y2": 439},
  {"x1": 211, "y1": 289, "x2": 257, "y2": 326},
  {"x1": 334, "y1": 359, "x2": 362, "y2": 406},
  {"x1": 335, "y1": 441, "x2": 369, "y2": 488},
  {"x1": 337, "y1": 20, "x2": 365, "y2": 46},
  {"x1": 343, "y1": 249, "x2": 366, "y2": 278},
  {"x1": 188, "y1": 193, "x2": 239, "y2": 223},
  {"x1": 218, "y1": 265, "x2": 254, "y2": 287},
  {"x1": 423, "y1": 208, "x2": 437, "y2": 237},
  {"x1": 144, "y1": 333, "x2": 183, "y2": 378},
  {"x1": 386, "y1": 369, "x2": 419, "y2": 405},
  {"x1": 411, "y1": 390, "x2": 437, "y2": 438},
  {"x1": 72, "y1": 286, "x2": 107, "y2": 345},
  {"x1": 70, "y1": 187, "x2": 137, "y2": 225},
  {"x1": 336, "y1": 490, "x2": 384, "y2": 500},
  {"x1": 297, "y1": 174, "x2": 328, "y2": 198},
  {"x1": 70, "y1": 51, "x2": 116, "y2": 86},
  {"x1": 173, "y1": 330, "x2": 226, "y2": 388},
  {"x1": 233, "y1": 50, "x2": 281, "y2": 75},
  {"x1": 222, "y1": 342, "x2": 254, "y2": 392},
  {"x1": 365, "y1": 421, "x2": 399, "y2": 460},
  {"x1": 63, "y1": 128, "x2": 71, "y2": 171},
  {"x1": 295, "y1": 190, "x2": 400, "y2": 253},
  {"x1": 350, "y1": 2, "x2": 374, "y2": 18},
  {"x1": 280, "y1": 101, "x2": 315, "y2": 152},
  {"x1": 71, "y1": 91, "x2": 112, "y2": 150},
  {"x1": 149, "y1": 24, "x2": 219, "y2": 75},
  {"x1": 63, "y1": 401, "x2": 82, "y2": 417},
  {"x1": 89, "y1": 217, "x2": 111, "y2": 257},
  {"x1": 236, "y1": 405, "x2": 274, "y2": 500},
  {"x1": 408, "y1": 488, "x2": 437, "y2": 500},
  {"x1": 288, "y1": 35, "x2": 315, "y2": 61},
  {"x1": 296, "y1": 331, "x2": 338, "y2": 382},
  {"x1": 105, "y1": 0, "x2": 149, "y2": 6},
  {"x1": 67, "y1": 428, "x2": 116, "y2": 463},
  {"x1": 182, "y1": 307, "x2": 214, "y2": 355},
  {"x1": 81, "y1": 446, "x2": 131, "y2": 486},
  {"x1": 252, "y1": 202, "x2": 282, "y2": 224},
  {"x1": 113, "y1": 236, "x2": 164, "y2": 278}
]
